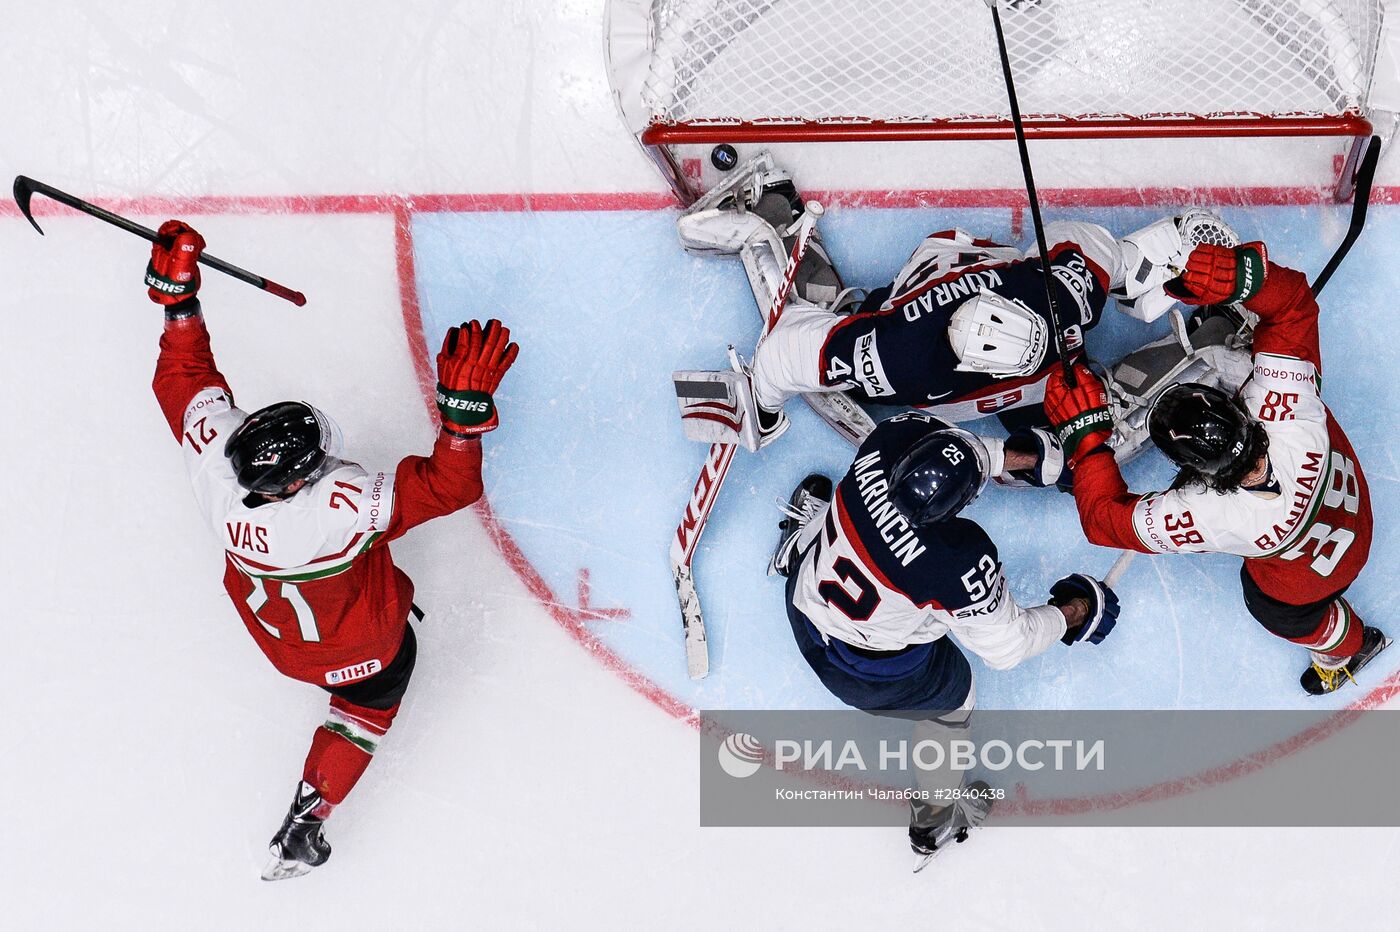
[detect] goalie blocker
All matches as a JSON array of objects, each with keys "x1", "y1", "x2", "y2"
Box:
[{"x1": 674, "y1": 360, "x2": 788, "y2": 453}]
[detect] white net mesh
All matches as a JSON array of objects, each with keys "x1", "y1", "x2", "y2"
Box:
[{"x1": 640, "y1": 0, "x2": 1382, "y2": 128}]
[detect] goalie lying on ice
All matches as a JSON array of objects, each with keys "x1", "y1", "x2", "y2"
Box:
[{"x1": 673, "y1": 154, "x2": 1238, "y2": 443}]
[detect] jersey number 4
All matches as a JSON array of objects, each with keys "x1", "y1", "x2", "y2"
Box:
[{"x1": 242, "y1": 575, "x2": 322, "y2": 643}]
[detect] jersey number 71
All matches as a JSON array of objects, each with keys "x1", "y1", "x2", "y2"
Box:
[{"x1": 241, "y1": 574, "x2": 322, "y2": 643}]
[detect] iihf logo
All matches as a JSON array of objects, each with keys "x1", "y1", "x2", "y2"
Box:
[{"x1": 717, "y1": 732, "x2": 764, "y2": 778}]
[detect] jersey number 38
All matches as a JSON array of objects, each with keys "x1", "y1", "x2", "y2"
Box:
[{"x1": 1281, "y1": 451, "x2": 1362, "y2": 578}]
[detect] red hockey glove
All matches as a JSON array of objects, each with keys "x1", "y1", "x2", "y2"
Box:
[
  {"x1": 1043, "y1": 362, "x2": 1113, "y2": 468},
  {"x1": 1165, "y1": 241, "x2": 1267, "y2": 306},
  {"x1": 435, "y1": 319, "x2": 519, "y2": 437},
  {"x1": 145, "y1": 220, "x2": 206, "y2": 307}
]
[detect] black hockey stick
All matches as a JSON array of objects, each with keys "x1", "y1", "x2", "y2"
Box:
[
  {"x1": 12, "y1": 175, "x2": 307, "y2": 306},
  {"x1": 1312, "y1": 135, "x2": 1380, "y2": 298},
  {"x1": 985, "y1": 0, "x2": 1075, "y2": 385}
]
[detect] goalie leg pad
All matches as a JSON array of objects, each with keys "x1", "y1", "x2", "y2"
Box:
[
  {"x1": 677, "y1": 204, "x2": 791, "y2": 314},
  {"x1": 676, "y1": 207, "x2": 781, "y2": 258},
  {"x1": 677, "y1": 153, "x2": 842, "y2": 310},
  {"x1": 673, "y1": 366, "x2": 787, "y2": 452},
  {"x1": 1105, "y1": 309, "x2": 1252, "y2": 463},
  {"x1": 750, "y1": 186, "x2": 842, "y2": 306},
  {"x1": 751, "y1": 302, "x2": 846, "y2": 411},
  {"x1": 680, "y1": 151, "x2": 782, "y2": 216}
]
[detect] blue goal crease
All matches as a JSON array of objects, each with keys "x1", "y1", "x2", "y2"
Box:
[{"x1": 408, "y1": 204, "x2": 1399, "y2": 715}]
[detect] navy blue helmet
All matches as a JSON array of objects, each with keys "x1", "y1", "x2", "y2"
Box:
[{"x1": 888, "y1": 428, "x2": 989, "y2": 526}]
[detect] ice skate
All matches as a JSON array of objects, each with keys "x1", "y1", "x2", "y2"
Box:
[
  {"x1": 1301, "y1": 626, "x2": 1390, "y2": 696},
  {"x1": 910, "y1": 781, "x2": 994, "y2": 873},
  {"x1": 262, "y1": 781, "x2": 332, "y2": 881},
  {"x1": 768, "y1": 473, "x2": 832, "y2": 577}
]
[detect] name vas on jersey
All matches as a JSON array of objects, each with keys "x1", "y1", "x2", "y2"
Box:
[
  {"x1": 790, "y1": 412, "x2": 1066, "y2": 670},
  {"x1": 154, "y1": 318, "x2": 485, "y2": 686}
]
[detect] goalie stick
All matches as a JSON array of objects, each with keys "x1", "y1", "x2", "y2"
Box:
[{"x1": 671, "y1": 205, "x2": 823, "y2": 679}]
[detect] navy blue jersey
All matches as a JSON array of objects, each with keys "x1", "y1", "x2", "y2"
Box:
[
  {"x1": 789, "y1": 411, "x2": 1068, "y2": 667},
  {"x1": 819, "y1": 236, "x2": 1109, "y2": 419}
]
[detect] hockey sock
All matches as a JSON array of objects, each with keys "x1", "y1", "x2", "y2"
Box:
[
  {"x1": 1288, "y1": 598, "x2": 1363, "y2": 665},
  {"x1": 302, "y1": 696, "x2": 401, "y2": 809}
]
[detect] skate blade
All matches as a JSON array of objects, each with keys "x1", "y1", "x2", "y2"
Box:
[
  {"x1": 261, "y1": 854, "x2": 316, "y2": 882},
  {"x1": 1356, "y1": 635, "x2": 1393, "y2": 677},
  {"x1": 912, "y1": 849, "x2": 939, "y2": 874}
]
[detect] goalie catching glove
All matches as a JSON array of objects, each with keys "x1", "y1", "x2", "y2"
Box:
[
  {"x1": 1165, "y1": 241, "x2": 1268, "y2": 306},
  {"x1": 1052, "y1": 573, "x2": 1121, "y2": 645},
  {"x1": 1112, "y1": 210, "x2": 1240, "y2": 322},
  {"x1": 145, "y1": 220, "x2": 206, "y2": 318},
  {"x1": 436, "y1": 319, "x2": 519, "y2": 437},
  {"x1": 1043, "y1": 361, "x2": 1113, "y2": 468}
]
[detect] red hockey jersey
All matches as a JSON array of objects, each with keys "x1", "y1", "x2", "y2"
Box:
[
  {"x1": 153, "y1": 318, "x2": 483, "y2": 685},
  {"x1": 1071, "y1": 264, "x2": 1372, "y2": 605}
]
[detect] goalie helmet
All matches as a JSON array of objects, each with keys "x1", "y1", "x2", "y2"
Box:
[
  {"x1": 225, "y1": 401, "x2": 342, "y2": 496},
  {"x1": 1148, "y1": 382, "x2": 1266, "y2": 488},
  {"x1": 889, "y1": 428, "x2": 990, "y2": 527},
  {"x1": 947, "y1": 291, "x2": 1049, "y2": 378}
]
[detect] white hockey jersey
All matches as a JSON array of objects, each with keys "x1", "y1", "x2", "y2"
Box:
[
  {"x1": 790, "y1": 412, "x2": 1067, "y2": 670},
  {"x1": 154, "y1": 317, "x2": 485, "y2": 685}
]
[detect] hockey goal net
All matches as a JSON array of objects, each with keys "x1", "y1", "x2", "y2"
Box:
[{"x1": 605, "y1": 0, "x2": 1385, "y2": 201}]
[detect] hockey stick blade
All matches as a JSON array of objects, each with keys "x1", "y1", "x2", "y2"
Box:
[
  {"x1": 13, "y1": 175, "x2": 44, "y2": 235},
  {"x1": 670, "y1": 440, "x2": 737, "y2": 679},
  {"x1": 11, "y1": 175, "x2": 308, "y2": 307},
  {"x1": 673, "y1": 563, "x2": 710, "y2": 679}
]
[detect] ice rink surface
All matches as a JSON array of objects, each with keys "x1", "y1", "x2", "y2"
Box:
[{"x1": 5, "y1": 2, "x2": 1400, "y2": 929}]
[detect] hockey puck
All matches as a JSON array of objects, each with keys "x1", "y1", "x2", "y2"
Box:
[{"x1": 710, "y1": 144, "x2": 739, "y2": 172}]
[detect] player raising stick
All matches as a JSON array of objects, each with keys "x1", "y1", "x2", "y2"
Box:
[
  {"x1": 147, "y1": 221, "x2": 518, "y2": 879},
  {"x1": 1044, "y1": 239, "x2": 1388, "y2": 694}
]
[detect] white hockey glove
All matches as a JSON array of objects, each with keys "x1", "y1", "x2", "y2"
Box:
[{"x1": 993, "y1": 427, "x2": 1065, "y2": 490}]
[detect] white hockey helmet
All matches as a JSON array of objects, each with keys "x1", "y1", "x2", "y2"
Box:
[{"x1": 947, "y1": 290, "x2": 1049, "y2": 378}]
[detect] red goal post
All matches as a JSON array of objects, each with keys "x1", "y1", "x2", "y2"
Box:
[{"x1": 605, "y1": 0, "x2": 1386, "y2": 204}]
